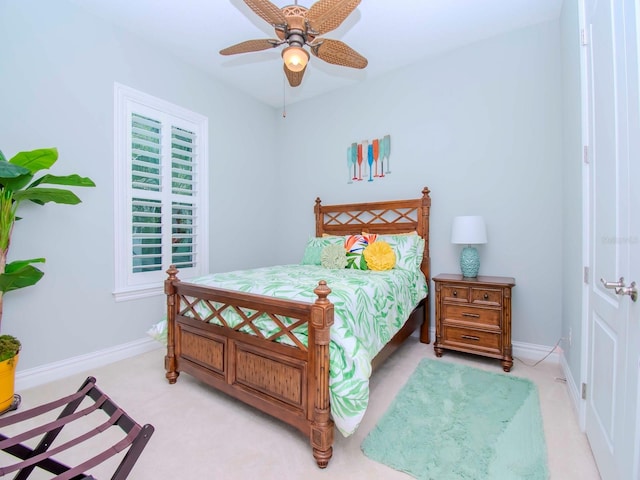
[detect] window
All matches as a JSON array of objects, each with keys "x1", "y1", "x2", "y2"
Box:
[{"x1": 114, "y1": 84, "x2": 209, "y2": 301}]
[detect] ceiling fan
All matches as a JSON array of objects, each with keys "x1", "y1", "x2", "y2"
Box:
[{"x1": 220, "y1": 0, "x2": 367, "y2": 87}]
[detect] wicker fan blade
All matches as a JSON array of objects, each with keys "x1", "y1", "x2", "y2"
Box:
[
  {"x1": 310, "y1": 38, "x2": 367, "y2": 68},
  {"x1": 306, "y1": 0, "x2": 361, "y2": 35},
  {"x1": 243, "y1": 0, "x2": 287, "y2": 26},
  {"x1": 220, "y1": 39, "x2": 279, "y2": 56},
  {"x1": 284, "y1": 64, "x2": 306, "y2": 87}
]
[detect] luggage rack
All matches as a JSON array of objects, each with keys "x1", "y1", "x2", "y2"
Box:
[{"x1": 0, "y1": 376, "x2": 154, "y2": 479}]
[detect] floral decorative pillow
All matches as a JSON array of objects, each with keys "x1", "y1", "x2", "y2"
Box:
[
  {"x1": 344, "y1": 234, "x2": 373, "y2": 270},
  {"x1": 321, "y1": 244, "x2": 347, "y2": 269},
  {"x1": 363, "y1": 240, "x2": 396, "y2": 271},
  {"x1": 376, "y1": 234, "x2": 425, "y2": 271},
  {"x1": 301, "y1": 236, "x2": 344, "y2": 265}
]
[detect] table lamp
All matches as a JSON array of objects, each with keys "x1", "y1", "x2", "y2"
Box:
[{"x1": 451, "y1": 216, "x2": 487, "y2": 278}]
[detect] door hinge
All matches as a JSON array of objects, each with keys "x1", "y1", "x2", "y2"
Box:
[
  {"x1": 581, "y1": 28, "x2": 589, "y2": 46},
  {"x1": 582, "y1": 382, "x2": 587, "y2": 399},
  {"x1": 584, "y1": 266, "x2": 590, "y2": 284},
  {"x1": 583, "y1": 145, "x2": 589, "y2": 164}
]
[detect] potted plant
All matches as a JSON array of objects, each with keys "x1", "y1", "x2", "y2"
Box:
[{"x1": 0, "y1": 147, "x2": 95, "y2": 413}]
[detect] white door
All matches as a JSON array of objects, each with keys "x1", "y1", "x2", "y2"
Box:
[{"x1": 584, "y1": 0, "x2": 640, "y2": 478}]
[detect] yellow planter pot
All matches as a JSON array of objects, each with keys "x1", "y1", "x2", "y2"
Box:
[{"x1": 0, "y1": 353, "x2": 18, "y2": 412}]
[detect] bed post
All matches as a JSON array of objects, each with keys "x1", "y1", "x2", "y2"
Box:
[
  {"x1": 314, "y1": 197, "x2": 322, "y2": 237},
  {"x1": 164, "y1": 265, "x2": 180, "y2": 384},
  {"x1": 309, "y1": 280, "x2": 334, "y2": 468},
  {"x1": 419, "y1": 187, "x2": 432, "y2": 344}
]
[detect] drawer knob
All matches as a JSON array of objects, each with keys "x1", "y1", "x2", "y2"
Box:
[
  {"x1": 461, "y1": 335, "x2": 480, "y2": 341},
  {"x1": 453, "y1": 290, "x2": 457, "y2": 296},
  {"x1": 484, "y1": 293, "x2": 489, "y2": 300}
]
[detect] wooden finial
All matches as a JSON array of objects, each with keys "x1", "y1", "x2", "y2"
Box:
[
  {"x1": 166, "y1": 265, "x2": 179, "y2": 281},
  {"x1": 314, "y1": 280, "x2": 331, "y2": 304},
  {"x1": 421, "y1": 187, "x2": 431, "y2": 207}
]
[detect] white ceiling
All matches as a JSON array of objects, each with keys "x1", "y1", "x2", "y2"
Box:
[{"x1": 67, "y1": 0, "x2": 563, "y2": 107}]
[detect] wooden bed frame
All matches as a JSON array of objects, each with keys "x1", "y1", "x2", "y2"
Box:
[{"x1": 164, "y1": 187, "x2": 431, "y2": 468}]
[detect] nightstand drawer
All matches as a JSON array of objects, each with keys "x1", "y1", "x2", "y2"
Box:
[
  {"x1": 471, "y1": 287, "x2": 502, "y2": 306},
  {"x1": 441, "y1": 285, "x2": 469, "y2": 303},
  {"x1": 443, "y1": 325, "x2": 501, "y2": 352},
  {"x1": 443, "y1": 304, "x2": 500, "y2": 328}
]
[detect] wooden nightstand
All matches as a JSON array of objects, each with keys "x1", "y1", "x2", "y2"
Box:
[{"x1": 433, "y1": 274, "x2": 516, "y2": 372}]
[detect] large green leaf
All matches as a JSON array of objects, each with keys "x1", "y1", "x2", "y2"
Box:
[
  {"x1": 4, "y1": 258, "x2": 45, "y2": 273},
  {"x1": 0, "y1": 259, "x2": 45, "y2": 293},
  {"x1": 1, "y1": 172, "x2": 33, "y2": 192},
  {"x1": 9, "y1": 148, "x2": 58, "y2": 174},
  {"x1": 29, "y1": 174, "x2": 96, "y2": 189},
  {"x1": 0, "y1": 149, "x2": 34, "y2": 190},
  {"x1": 13, "y1": 187, "x2": 82, "y2": 205},
  {"x1": 0, "y1": 161, "x2": 30, "y2": 182}
]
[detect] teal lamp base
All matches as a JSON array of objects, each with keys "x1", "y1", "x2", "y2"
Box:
[{"x1": 459, "y1": 246, "x2": 480, "y2": 278}]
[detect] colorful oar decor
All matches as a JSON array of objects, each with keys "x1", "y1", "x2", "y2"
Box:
[
  {"x1": 372, "y1": 138, "x2": 380, "y2": 178},
  {"x1": 346, "y1": 135, "x2": 391, "y2": 184},
  {"x1": 357, "y1": 143, "x2": 363, "y2": 181},
  {"x1": 347, "y1": 144, "x2": 356, "y2": 184}
]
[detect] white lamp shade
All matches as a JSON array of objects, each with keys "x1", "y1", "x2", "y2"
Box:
[{"x1": 451, "y1": 216, "x2": 487, "y2": 245}]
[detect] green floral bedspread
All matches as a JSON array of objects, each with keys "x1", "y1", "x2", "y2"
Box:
[{"x1": 152, "y1": 264, "x2": 427, "y2": 436}]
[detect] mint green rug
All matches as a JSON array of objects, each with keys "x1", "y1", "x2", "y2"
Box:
[{"x1": 361, "y1": 359, "x2": 549, "y2": 479}]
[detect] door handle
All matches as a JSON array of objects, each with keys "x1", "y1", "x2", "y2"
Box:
[
  {"x1": 601, "y1": 277, "x2": 625, "y2": 289},
  {"x1": 600, "y1": 277, "x2": 638, "y2": 302},
  {"x1": 616, "y1": 281, "x2": 638, "y2": 302}
]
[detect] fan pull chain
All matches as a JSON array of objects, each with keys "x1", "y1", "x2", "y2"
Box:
[{"x1": 282, "y1": 75, "x2": 287, "y2": 118}]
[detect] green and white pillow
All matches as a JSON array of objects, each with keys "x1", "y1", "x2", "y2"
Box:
[
  {"x1": 301, "y1": 236, "x2": 344, "y2": 265},
  {"x1": 376, "y1": 234, "x2": 425, "y2": 271}
]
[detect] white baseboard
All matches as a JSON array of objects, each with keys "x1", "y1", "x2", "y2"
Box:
[
  {"x1": 560, "y1": 351, "x2": 585, "y2": 429},
  {"x1": 14, "y1": 335, "x2": 563, "y2": 392},
  {"x1": 512, "y1": 339, "x2": 561, "y2": 364},
  {"x1": 15, "y1": 338, "x2": 163, "y2": 391}
]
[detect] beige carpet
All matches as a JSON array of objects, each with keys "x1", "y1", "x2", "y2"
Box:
[{"x1": 10, "y1": 337, "x2": 600, "y2": 479}]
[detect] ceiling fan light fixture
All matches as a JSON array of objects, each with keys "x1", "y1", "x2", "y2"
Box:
[{"x1": 282, "y1": 45, "x2": 309, "y2": 72}]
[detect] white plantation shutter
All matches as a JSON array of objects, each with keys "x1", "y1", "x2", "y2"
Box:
[
  {"x1": 131, "y1": 197, "x2": 162, "y2": 272},
  {"x1": 114, "y1": 84, "x2": 209, "y2": 300},
  {"x1": 131, "y1": 114, "x2": 162, "y2": 274},
  {"x1": 131, "y1": 114, "x2": 161, "y2": 191},
  {"x1": 170, "y1": 125, "x2": 197, "y2": 270}
]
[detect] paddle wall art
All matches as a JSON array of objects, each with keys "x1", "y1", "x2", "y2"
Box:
[{"x1": 347, "y1": 135, "x2": 391, "y2": 184}]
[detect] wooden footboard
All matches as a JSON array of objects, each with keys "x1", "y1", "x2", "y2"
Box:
[{"x1": 164, "y1": 266, "x2": 335, "y2": 467}]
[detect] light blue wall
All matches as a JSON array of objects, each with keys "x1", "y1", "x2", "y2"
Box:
[
  {"x1": 0, "y1": 0, "x2": 278, "y2": 370},
  {"x1": 1, "y1": 0, "x2": 574, "y2": 373},
  {"x1": 274, "y1": 20, "x2": 564, "y2": 347},
  {"x1": 560, "y1": 0, "x2": 586, "y2": 389}
]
